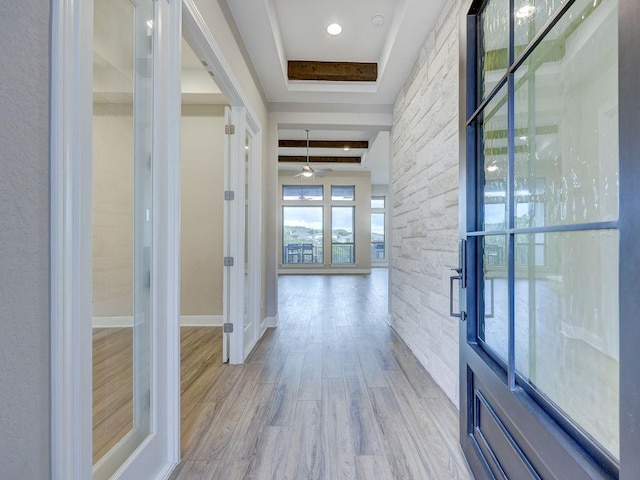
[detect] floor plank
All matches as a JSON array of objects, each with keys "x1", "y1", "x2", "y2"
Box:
[
  {"x1": 284, "y1": 400, "x2": 324, "y2": 479},
  {"x1": 321, "y1": 378, "x2": 356, "y2": 479},
  {"x1": 342, "y1": 362, "x2": 385, "y2": 456}
]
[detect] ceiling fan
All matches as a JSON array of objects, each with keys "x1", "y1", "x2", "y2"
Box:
[{"x1": 294, "y1": 129, "x2": 333, "y2": 180}]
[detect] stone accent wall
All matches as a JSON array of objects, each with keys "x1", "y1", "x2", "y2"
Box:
[{"x1": 390, "y1": 0, "x2": 463, "y2": 407}]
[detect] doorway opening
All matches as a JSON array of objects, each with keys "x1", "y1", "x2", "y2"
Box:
[{"x1": 178, "y1": 35, "x2": 230, "y2": 454}]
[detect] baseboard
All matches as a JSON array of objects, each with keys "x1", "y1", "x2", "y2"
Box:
[
  {"x1": 180, "y1": 315, "x2": 223, "y2": 327},
  {"x1": 278, "y1": 268, "x2": 371, "y2": 275},
  {"x1": 93, "y1": 316, "x2": 134, "y2": 328},
  {"x1": 93, "y1": 315, "x2": 223, "y2": 328},
  {"x1": 263, "y1": 315, "x2": 279, "y2": 328}
]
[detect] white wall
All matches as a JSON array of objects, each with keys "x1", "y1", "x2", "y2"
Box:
[
  {"x1": 181, "y1": 105, "x2": 226, "y2": 317},
  {"x1": 390, "y1": 0, "x2": 463, "y2": 407},
  {"x1": 0, "y1": 1, "x2": 51, "y2": 477}
]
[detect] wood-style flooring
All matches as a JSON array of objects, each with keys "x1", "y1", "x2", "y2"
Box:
[
  {"x1": 172, "y1": 269, "x2": 473, "y2": 479},
  {"x1": 93, "y1": 327, "x2": 134, "y2": 464}
]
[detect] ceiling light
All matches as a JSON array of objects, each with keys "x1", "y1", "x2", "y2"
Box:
[
  {"x1": 371, "y1": 15, "x2": 384, "y2": 27},
  {"x1": 515, "y1": 4, "x2": 536, "y2": 19},
  {"x1": 343, "y1": 146, "x2": 351, "y2": 151},
  {"x1": 302, "y1": 170, "x2": 314, "y2": 178},
  {"x1": 327, "y1": 23, "x2": 342, "y2": 35}
]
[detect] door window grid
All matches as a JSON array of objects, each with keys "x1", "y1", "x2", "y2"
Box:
[
  {"x1": 371, "y1": 196, "x2": 386, "y2": 262},
  {"x1": 468, "y1": 0, "x2": 619, "y2": 468}
]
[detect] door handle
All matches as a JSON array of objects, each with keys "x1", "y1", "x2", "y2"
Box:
[{"x1": 450, "y1": 269, "x2": 467, "y2": 321}]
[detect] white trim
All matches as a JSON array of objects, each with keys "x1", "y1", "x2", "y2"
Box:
[
  {"x1": 263, "y1": 315, "x2": 279, "y2": 328},
  {"x1": 51, "y1": 0, "x2": 94, "y2": 477},
  {"x1": 182, "y1": 0, "x2": 265, "y2": 366},
  {"x1": 92, "y1": 315, "x2": 223, "y2": 328},
  {"x1": 278, "y1": 268, "x2": 372, "y2": 275},
  {"x1": 52, "y1": 0, "x2": 182, "y2": 478},
  {"x1": 93, "y1": 316, "x2": 135, "y2": 328},
  {"x1": 180, "y1": 315, "x2": 223, "y2": 326}
]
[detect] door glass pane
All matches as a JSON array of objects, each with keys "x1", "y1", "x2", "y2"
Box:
[
  {"x1": 514, "y1": 0, "x2": 569, "y2": 53},
  {"x1": 92, "y1": 0, "x2": 153, "y2": 476},
  {"x1": 480, "y1": 84, "x2": 508, "y2": 232},
  {"x1": 283, "y1": 207, "x2": 323, "y2": 264},
  {"x1": 244, "y1": 134, "x2": 250, "y2": 328},
  {"x1": 479, "y1": 0, "x2": 509, "y2": 101},
  {"x1": 371, "y1": 213, "x2": 385, "y2": 261},
  {"x1": 480, "y1": 235, "x2": 508, "y2": 362},
  {"x1": 515, "y1": 230, "x2": 619, "y2": 459},
  {"x1": 514, "y1": 0, "x2": 618, "y2": 227},
  {"x1": 332, "y1": 206, "x2": 355, "y2": 264}
]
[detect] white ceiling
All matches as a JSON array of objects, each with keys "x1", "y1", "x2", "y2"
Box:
[{"x1": 225, "y1": 0, "x2": 447, "y2": 105}]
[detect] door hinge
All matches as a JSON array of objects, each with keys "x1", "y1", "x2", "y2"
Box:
[
  {"x1": 225, "y1": 124, "x2": 236, "y2": 135},
  {"x1": 224, "y1": 190, "x2": 235, "y2": 201},
  {"x1": 224, "y1": 257, "x2": 234, "y2": 267},
  {"x1": 223, "y1": 322, "x2": 234, "y2": 333}
]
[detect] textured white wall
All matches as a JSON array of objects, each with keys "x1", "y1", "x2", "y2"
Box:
[
  {"x1": 390, "y1": 0, "x2": 463, "y2": 407},
  {"x1": 0, "y1": 2, "x2": 51, "y2": 478}
]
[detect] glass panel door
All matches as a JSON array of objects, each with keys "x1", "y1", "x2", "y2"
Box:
[
  {"x1": 243, "y1": 131, "x2": 254, "y2": 353},
  {"x1": 459, "y1": 0, "x2": 621, "y2": 478},
  {"x1": 92, "y1": 0, "x2": 154, "y2": 477}
]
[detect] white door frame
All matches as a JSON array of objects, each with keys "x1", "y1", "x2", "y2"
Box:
[
  {"x1": 50, "y1": 0, "x2": 181, "y2": 478},
  {"x1": 182, "y1": 0, "x2": 263, "y2": 365},
  {"x1": 51, "y1": 0, "x2": 263, "y2": 477}
]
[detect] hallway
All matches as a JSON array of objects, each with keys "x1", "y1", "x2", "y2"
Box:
[{"x1": 171, "y1": 269, "x2": 472, "y2": 479}]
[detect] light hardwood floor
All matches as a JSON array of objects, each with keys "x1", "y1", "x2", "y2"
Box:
[
  {"x1": 171, "y1": 269, "x2": 473, "y2": 480},
  {"x1": 93, "y1": 327, "x2": 134, "y2": 463}
]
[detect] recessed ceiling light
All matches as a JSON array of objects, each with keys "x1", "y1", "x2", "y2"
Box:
[
  {"x1": 343, "y1": 146, "x2": 351, "y2": 151},
  {"x1": 371, "y1": 15, "x2": 384, "y2": 27},
  {"x1": 515, "y1": 4, "x2": 536, "y2": 19},
  {"x1": 327, "y1": 23, "x2": 342, "y2": 35}
]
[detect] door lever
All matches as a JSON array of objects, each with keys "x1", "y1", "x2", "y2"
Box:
[
  {"x1": 449, "y1": 270, "x2": 466, "y2": 321},
  {"x1": 450, "y1": 238, "x2": 467, "y2": 321}
]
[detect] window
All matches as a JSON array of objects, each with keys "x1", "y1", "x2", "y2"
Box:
[
  {"x1": 282, "y1": 185, "x2": 323, "y2": 201},
  {"x1": 331, "y1": 185, "x2": 355, "y2": 201},
  {"x1": 331, "y1": 206, "x2": 354, "y2": 264},
  {"x1": 371, "y1": 196, "x2": 385, "y2": 209},
  {"x1": 371, "y1": 194, "x2": 386, "y2": 262},
  {"x1": 371, "y1": 213, "x2": 385, "y2": 260},
  {"x1": 282, "y1": 207, "x2": 323, "y2": 264}
]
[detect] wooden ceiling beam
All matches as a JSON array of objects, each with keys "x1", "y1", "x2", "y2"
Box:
[
  {"x1": 288, "y1": 61, "x2": 377, "y2": 82},
  {"x1": 278, "y1": 140, "x2": 369, "y2": 149},
  {"x1": 278, "y1": 156, "x2": 361, "y2": 164}
]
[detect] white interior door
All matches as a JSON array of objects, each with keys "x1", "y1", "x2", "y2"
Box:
[{"x1": 222, "y1": 106, "x2": 247, "y2": 364}]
